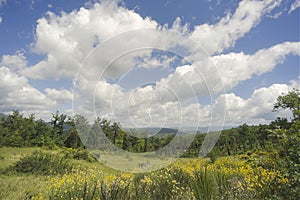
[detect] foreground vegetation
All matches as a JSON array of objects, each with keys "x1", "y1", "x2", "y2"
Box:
[
  {"x1": 0, "y1": 89, "x2": 299, "y2": 199},
  {"x1": 0, "y1": 147, "x2": 290, "y2": 199}
]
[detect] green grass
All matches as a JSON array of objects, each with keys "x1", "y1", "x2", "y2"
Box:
[
  {"x1": 0, "y1": 147, "x2": 42, "y2": 170},
  {"x1": 0, "y1": 173, "x2": 50, "y2": 199},
  {"x1": 0, "y1": 147, "x2": 177, "y2": 199},
  {"x1": 0, "y1": 147, "x2": 51, "y2": 199},
  {"x1": 0, "y1": 147, "x2": 120, "y2": 199}
]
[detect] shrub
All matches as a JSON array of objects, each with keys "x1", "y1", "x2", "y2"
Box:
[
  {"x1": 60, "y1": 148, "x2": 96, "y2": 162},
  {"x1": 12, "y1": 150, "x2": 73, "y2": 175}
]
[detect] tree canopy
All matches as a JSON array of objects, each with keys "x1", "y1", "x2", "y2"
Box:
[{"x1": 273, "y1": 88, "x2": 300, "y2": 121}]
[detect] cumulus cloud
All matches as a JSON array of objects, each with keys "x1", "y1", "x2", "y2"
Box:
[
  {"x1": 137, "y1": 53, "x2": 178, "y2": 70},
  {"x1": 0, "y1": 67, "x2": 56, "y2": 119},
  {"x1": 72, "y1": 41, "x2": 300, "y2": 126},
  {"x1": 45, "y1": 88, "x2": 73, "y2": 104},
  {"x1": 139, "y1": 42, "x2": 299, "y2": 104},
  {"x1": 212, "y1": 42, "x2": 300, "y2": 90},
  {"x1": 23, "y1": 1, "x2": 159, "y2": 79},
  {"x1": 1, "y1": 53, "x2": 27, "y2": 72},
  {"x1": 76, "y1": 79, "x2": 296, "y2": 127},
  {"x1": 188, "y1": 0, "x2": 283, "y2": 55},
  {"x1": 23, "y1": 0, "x2": 284, "y2": 80},
  {"x1": 0, "y1": 67, "x2": 27, "y2": 96},
  {"x1": 215, "y1": 83, "x2": 296, "y2": 125},
  {"x1": 21, "y1": 0, "x2": 286, "y2": 82}
]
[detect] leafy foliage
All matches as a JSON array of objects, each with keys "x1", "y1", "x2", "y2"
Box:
[
  {"x1": 12, "y1": 150, "x2": 73, "y2": 175},
  {"x1": 61, "y1": 148, "x2": 96, "y2": 162},
  {"x1": 271, "y1": 89, "x2": 300, "y2": 199},
  {"x1": 273, "y1": 88, "x2": 300, "y2": 121}
]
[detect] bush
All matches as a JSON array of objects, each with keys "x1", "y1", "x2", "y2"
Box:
[
  {"x1": 60, "y1": 148, "x2": 96, "y2": 162},
  {"x1": 12, "y1": 150, "x2": 73, "y2": 175}
]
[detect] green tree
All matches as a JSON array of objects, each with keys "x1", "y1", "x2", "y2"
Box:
[
  {"x1": 122, "y1": 132, "x2": 130, "y2": 150},
  {"x1": 34, "y1": 119, "x2": 53, "y2": 147},
  {"x1": 111, "y1": 122, "x2": 120, "y2": 145},
  {"x1": 272, "y1": 89, "x2": 300, "y2": 198},
  {"x1": 64, "y1": 127, "x2": 83, "y2": 149},
  {"x1": 273, "y1": 88, "x2": 300, "y2": 121},
  {"x1": 51, "y1": 111, "x2": 67, "y2": 136}
]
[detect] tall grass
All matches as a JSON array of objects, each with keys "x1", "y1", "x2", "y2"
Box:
[{"x1": 192, "y1": 167, "x2": 215, "y2": 200}]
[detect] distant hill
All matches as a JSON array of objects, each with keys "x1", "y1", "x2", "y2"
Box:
[
  {"x1": 126, "y1": 126, "x2": 236, "y2": 135},
  {"x1": 123, "y1": 127, "x2": 180, "y2": 135}
]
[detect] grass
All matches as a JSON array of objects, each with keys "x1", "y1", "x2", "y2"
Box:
[
  {"x1": 0, "y1": 147, "x2": 289, "y2": 199},
  {"x1": 0, "y1": 174, "x2": 50, "y2": 199},
  {"x1": 97, "y1": 151, "x2": 177, "y2": 173},
  {"x1": 0, "y1": 147, "x2": 191, "y2": 199},
  {"x1": 0, "y1": 147, "x2": 42, "y2": 170},
  {"x1": 0, "y1": 147, "x2": 49, "y2": 199},
  {"x1": 0, "y1": 147, "x2": 122, "y2": 199}
]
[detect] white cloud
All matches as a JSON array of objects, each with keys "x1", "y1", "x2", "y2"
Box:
[
  {"x1": 267, "y1": 11, "x2": 283, "y2": 19},
  {"x1": 0, "y1": 67, "x2": 56, "y2": 119},
  {"x1": 45, "y1": 88, "x2": 73, "y2": 104},
  {"x1": 1, "y1": 53, "x2": 27, "y2": 72},
  {"x1": 139, "y1": 42, "x2": 299, "y2": 105},
  {"x1": 75, "y1": 78, "x2": 296, "y2": 127},
  {"x1": 212, "y1": 42, "x2": 300, "y2": 90},
  {"x1": 0, "y1": 67, "x2": 27, "y2": 96},
  {"x1": 135, "y1": 52, "x2": 178, "y2": 70},
  {"x1": 189, "y1": 0, "x2": 283, "y2": 55},
  {"x1": 289, "y1": 0, "x2": 300, "y2": 14},
  {"x1": 215, "y1": 83, "x2": 296, "y2": 125},
  {"x1": 95, "y1": 80, "x2": 125, "y2": 108},
  {"x1": 23, "y1": 1, "x2": 159, "y2": 79},
  {"x1": 23, "y1": 0, "x2": 284, "y2": 80},
  {"x1": 0, "y1": 16, "x2": 2, "y2": 24}
]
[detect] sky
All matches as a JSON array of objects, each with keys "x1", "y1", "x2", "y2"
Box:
[{"x1": 0, "y1": 0, "x2": 299, "y2": 129}]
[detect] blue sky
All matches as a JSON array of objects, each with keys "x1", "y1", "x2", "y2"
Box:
[{"x1": 0, "y1": 0, "x2": 299, "y2": 128}]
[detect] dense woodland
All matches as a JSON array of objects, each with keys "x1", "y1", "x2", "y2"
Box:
[
  {"x1": 0, "y1": 89, "x2": 299, "y2": 198},
  {"x1": 0, "y1": 108, "x2": 294, "y2": 157}
]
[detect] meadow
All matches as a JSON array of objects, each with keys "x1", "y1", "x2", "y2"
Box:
[{"x1": 0, "y1": 146, "x2": 290, "y2": 199}]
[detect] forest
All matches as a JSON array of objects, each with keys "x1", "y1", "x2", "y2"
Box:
[{"x1": 0, "y1": 89, "x2": 299, "y2": 199}]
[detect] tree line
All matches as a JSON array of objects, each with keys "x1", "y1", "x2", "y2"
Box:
[{"x1": 0, "y1": 89, "x2": 298, "y2": 159}]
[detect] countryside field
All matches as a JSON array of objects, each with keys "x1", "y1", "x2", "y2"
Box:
[
  {"x1": 0, "y1": 90, "x2": 299, "y2": 199},
  {"x1": 0, "y1": 146, "x2": 293, "y2": 199}
]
